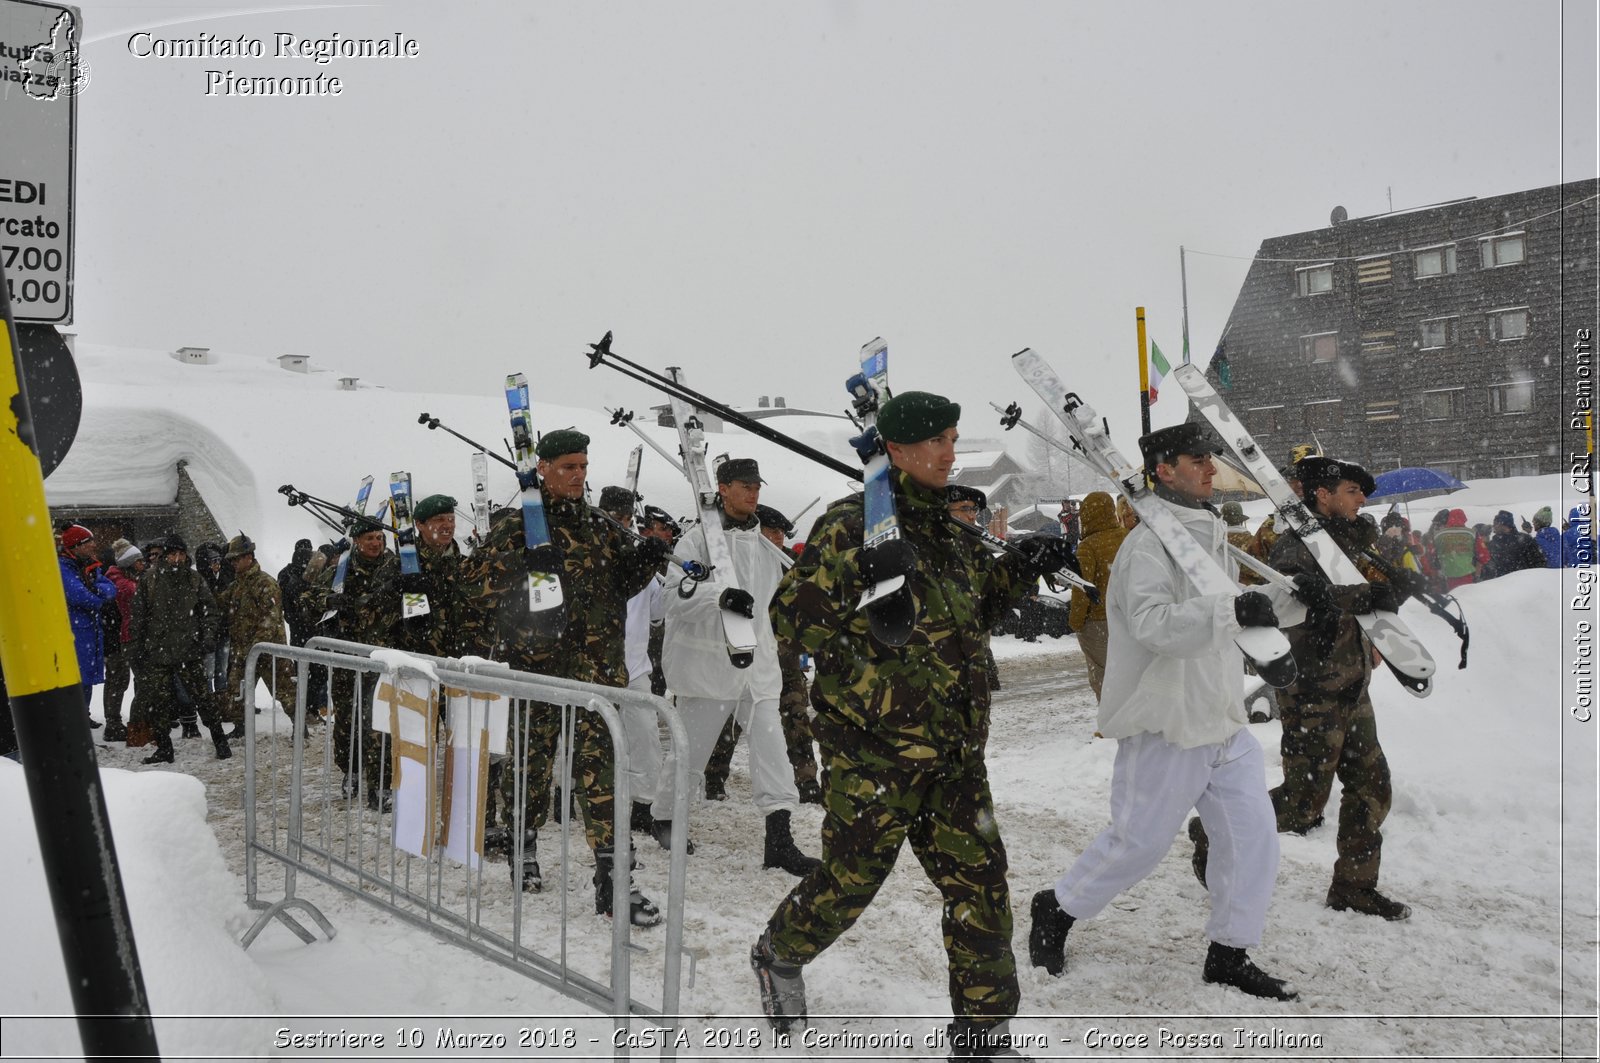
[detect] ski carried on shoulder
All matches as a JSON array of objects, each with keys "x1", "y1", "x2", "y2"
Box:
[
  {"x1": 389, "y1": 471, "x2": 431, "y2": 619},
  {"x1": 1171, "y1": 363, "x2": 1434, "y2": 697},
  {"x1": 320, "y1": 475, "x2": 375, "y2": 624},
  {"x1": 505, "y1": 373, "x2": 568, "y2": 638},
  {"x1": 469, "y1": 452, "x2": 490, "y2": 548},
  {"x1": 1012, "y1": 348, "x2": 1298, "y2": 688},
  {"x1": 666, "y1": 372, "x2": 757, "y2": 669},
  {"x1": 846, "y1": 338, "x2": 915, "y2": 646}
]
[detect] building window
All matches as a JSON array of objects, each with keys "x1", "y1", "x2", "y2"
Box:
[
  {"x1": 1360, "y1": 330, "x2": 1397, "y2": 354},
  {"x1": 1296, "y1": 264, "x2": 1333, "y2": 296},
  {"x1": 1414, "y1": 244, "x2": 1458, "y2": 278},
  {"x1": 1305, "y1": 399, "x2": 1343, "y2": 429},
  {"x1": 1248, "y1": 405, "x2": 1284, "y2": 433},
  {"x1": 1418, "y1": 317, "x2": 1458, "y2": 350},
  {"x1": 1356, "y1": 257, "x2": 1392, "y2": 285},
  {"x1": 1487, "y1": 307, "x2": 1531, "y2": 341},
  {"x1": 1489, "y1": 380, "x2": 1535, "y2": 415},
  {"x1": 1497, "y1": 455, "x2": 1541, "y2": 477},
  {"x1": 1301, "y1": 332, "x2": 1339, "y2": 364},
  {"x1": 1369, "y1": 453, "x2": 1400, "y2": 471},
  {"x1": 1480, "y1": 232, "x2": 1526, "y2": 268},
  {"x1": 1421, "y1": 388, "x2": 1465, "y2": 420},
  {"x1": 1428, "y1": 459, "x2": 1466, "y2": 479},
  {"x1": 1366, "y1": 400, "x2": 1400, "y2": 422}
]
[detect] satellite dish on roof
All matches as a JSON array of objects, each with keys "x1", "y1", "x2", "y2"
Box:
[{"x1": 1330, "y1": 205, "x2": 1349, "y2": 226}]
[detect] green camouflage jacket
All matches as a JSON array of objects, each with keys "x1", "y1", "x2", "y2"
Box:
[
  {"x1": 130, "y1": 562, "x2": 220, "y2": 667},
  {"x1": 400, "y1": 537, "x2": 465, "y2": 657},
  {"x1": 218, "y1": 560, "x2": 285, "y2": 651},
  {"x1": 301, "y1": 547, "x2": 401, "y2": 648},
  {"x1": 1269, "y1": 517, "x2": 1379, "y2": 694},
  {"x1": 776, "y1": 469, "x2": 1031, "y2": 770},
  {"x1": 458, "y1": 491, "x2": 658, "y2": 687}
]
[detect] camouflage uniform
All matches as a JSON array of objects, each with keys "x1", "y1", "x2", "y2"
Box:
[
  {"x1": 761, "y1": 469, "x2": 1033, "y2": 1025},
  {"x1": 1268, "y1": 518, "x2": 1391, "y2": 890},
  {"x1": 129, "y1": 558, "x2": 225, "y2": 755},
  {"x1": 400, "y1": 536, "x2": 465, "y2": 657},
  {"x1": 458, "y1": 495, "x2": 658, "y2": 855},
  {"x1": 304, "y1": 545, "x2": 401, "y2": 792},
  {"x1": 218, "y1": 559, "x2": 296, "y2": 724}
]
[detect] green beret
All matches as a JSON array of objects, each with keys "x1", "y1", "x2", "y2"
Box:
[
  {"x1": 414, "y1": 494, "x2": 457, "y2": 523},
  {"x1": 878, "y1": 391, "x2": 961, "y2": 444},
  {"x1": 536, "y1": 428, "x2": 590, "y2": 460}
]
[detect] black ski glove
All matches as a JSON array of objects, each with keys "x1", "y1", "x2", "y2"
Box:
[
  {"x1": 859, "y1": 539, "x2": 915, "y2": 588},
  {"x1": 1013, "y1": 535, "x2": 1078, "y2": 581},
  {"x1": 718, "y1": 587, "x2": 756, "y2": 619},
  {"x1": 398, "y1": 571, "x2": 430, "y2": 595},
  {"x1": 636, "y1": 535, "x2": 671, "y2": 567},
  {"x1": 1291, "y1": 571, "x2": 1335, "y2": 612},
  {"x1": 1366, "y1": 583, "x2": 1402, "y2": 615},
  {"x1": 1234, "y1": 590, "x2": 1280, "y2": 628}
]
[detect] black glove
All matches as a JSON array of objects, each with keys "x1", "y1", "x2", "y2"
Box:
[
  {"x1": 718, "y1": 587, "x2": 756, "y2": 619},
  {"x1": 1390, "y1": 568, "x2": 1427, "y2": 601},
  {"x1": 1291, "y1": 571, "x2": 1335, "y2": 612},
  {"x1": 399, "y1": 571, "x2": 430, "y2": 595},
  {"x1": 859, "y1": 539, "x2": 915, "y2": 587},
  {"x1": 1366, "y1": 583, "x2": 1402, "y2": 614},
  {"x1": 1234, "y1": 590, "x2": 1280, "y2": 628},
  {"x1": 636, "y1": 535, "x2": 671, "y2": 567},
  {"x1": 1013, "y1": 535, "x2": 1078, "y2": 581}
]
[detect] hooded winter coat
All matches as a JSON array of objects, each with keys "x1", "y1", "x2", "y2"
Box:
[
  {"x1": 1432, "y1": 509, "x2": 1480, "y2": 582},
  {"x1": 1096, "y1": 496, "x2": 1302, "y2": 749},
  {"x1": 130, "y1": 560, "x2": 220, "y2": 667},
  {"x1": 59, "y1": 554, "x2": 116, "y2": 684},
  {"x1": 1067, "y1": 491, "x2": 1125, "y2": 630}
]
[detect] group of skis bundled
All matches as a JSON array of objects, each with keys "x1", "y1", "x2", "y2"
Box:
[{"x1": 290, "y1": 333, "x2": 1459, "y2": 695}]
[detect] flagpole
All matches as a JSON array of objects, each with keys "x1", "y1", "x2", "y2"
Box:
[
  {"x1": 1180, "y1": 244, "x2": 1192, "y2": 365},
  {"x1": 1137, "y1": 306, "x2": 1151, "y2": 439}
]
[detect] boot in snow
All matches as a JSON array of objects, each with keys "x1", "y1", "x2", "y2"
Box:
[
  {"x1": 180, "y1": 714, "x2": 201, "y2": 739},
  {"x1": 1326, "y1": 884, "x2": 1410, "y2": 921},
  {"x1": 593, "y1": 846, "x2": 662, "y2": 927},
  {"x1": 1202, "y1": 942, "x2": 1298, "y2": 1001},
  {"x1": 629, "y1": 801, "x2": 655, "y2": 834},
  {"x1": 750, "y1": 929, "x2": 807, "y2": 1035},
  {"x1": 762, "y1": 810, "x2": 821, "y2": 877},
  {"x1": 650, "y1": 818, "x2": 694, "y2": 855},
  {"x1": 1027, "y1": 888, "x2": 1074, "y2": 976},
  {"x1": 209, "y1": 722, "x2": 232, "y2": 760},
  {"x1": 142, "y1": 736, "x2": 175, "y2": 765},
  {"x1": 512, "y1": 832, "x2": 542, "y2": 893}
]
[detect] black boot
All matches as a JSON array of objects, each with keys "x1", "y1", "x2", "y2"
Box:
[
  {"x1": 751, "y1": 929, "x2": 807, "y2": 1035},
  {"x1": 511, "y1": 832, "x2": 542, "y2": 893},
  {"x1": 209, "y1": 723, "x2": 232, "y2": 761},
  {"x1": 762, "y1": 810, "x2": 821, "y2": 877},
  {"x1": 103, "y1": 719, "x2": 127, "y2": 742},
  {"x1": 593, "y1": 846, "x2": 662, "y2": 927},
  {"x1": 366, "y1": 788, "x2": 392, "y2": 813},
  {"x1": 704, "y1": 775, "x2": 727, "y2": 801},
  {"x1": 947, "y1": 1018, "x2": 1030, "y2": 1061},
  {"x1": 1326, "y1": 884, "x2": 1410, "y2": 921},
  {"x1": 142, "y1": 737, "x2": 175, "y2": 765},
  {"x1": 630, "y1": 801, "x2": 655, "y2": 834},
  {"x1": 1202, "y1": 942, "x2": 1298, "y2": 1001},
  {"x1": 1027, "y1": 889, "x2": 1073, "y2": 976},
  {"x1": 650, "y1": 818, "x2": 694, "y2": 855},
  {"x1": 180, "y1": 714, "x2": 201, "y2": 739},
  {"x1": 1188, "y1": 816, "x2": 1209, "y2": 888}
]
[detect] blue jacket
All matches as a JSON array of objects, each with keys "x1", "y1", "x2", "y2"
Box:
[
  {"x1": 1534, "y1": 526, "x2": 1562, "y2": 568},
  {"x1": 59, "y1": 555, "x2": 116, "y2": 685},
  {"x1": 1563, "y1": 507, "x2": 1595, "y2": 568}
]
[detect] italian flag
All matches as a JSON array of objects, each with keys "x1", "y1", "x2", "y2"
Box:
[{"x1": 1148, "y1": 341, "x2": 1171, "y2": 404}]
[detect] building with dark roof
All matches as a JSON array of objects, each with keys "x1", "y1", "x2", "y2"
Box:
[{"x1": 1201, "y1": 178, "x2": 1596, "y2": 479}]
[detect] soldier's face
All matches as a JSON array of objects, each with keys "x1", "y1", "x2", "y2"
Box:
[
  {"x1": 641, "y1": 521, "x2": 675, "y2": 543},
  {"x1": 538, "y1": 453, "x2": 588, "y2": 500},
  {"x1": 1156, "y1": 452, "x2": 1215, "y2": 501},
  {"x1": 718, "y1": 478, "x2": 760, "y2": 520},
  {"x1": 419, "y1": 513, "x2": 456, "y2": 548},
  {"x1": 759, "y1": 524, "x2": 785, "y2": 547},
  {"x1": 887, "y1": 428, "x2": 959, "y2": 491},
  {"x1": 230, "y1": 554, "x2": 252, "y2": 575},
  {"x1": 1317, "y1": 480, "x2": 1366, "y2": 521},
  {"x1": 355, "y1": 530, "x2": 385, "y2": 558}
]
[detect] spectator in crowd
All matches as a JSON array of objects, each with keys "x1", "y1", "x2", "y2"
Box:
[
  {"x1": 1532, "y1": 507, "x2": 1562, "y2": 568},
  {"x1": 1484, "y1": 511, "x2": 1549, "y2": 579},
  {"x1": 278, "y1": 538, "x2": 316, "y2": 646},
  {"x1": 100, "y1": 542, "x2": 145, "y2": 741},
  {"x1": 1431, "y1": 509, "x2": 1480, "y2": 590},
  {"x1": 57, "y1": 524, "x2": 117, "y2": 723}
]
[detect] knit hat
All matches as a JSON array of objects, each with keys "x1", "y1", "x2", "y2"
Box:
[
  {"x1": 1534, "y1": 506, "x2": 1553, "y2": 528},
  {"x1": 115, "y1": 544, "x2": 143, "y2": 567},
  {"x1": 1493, "y1": 510, "x2": 1516, "y2": 529},
  {"x1": 715, "y1": 458, "x2": 763, "y2": 485},
  {"x1": 755, "y1": 503, "x2": 793, "y2": 534},
  {"x1": 60, "y1": 524, "x2": 93, "y2": 550},
  {"x1": 877, "y1": 391, "x2": 961, "y2": 444},
  {"x1": 535, "y1": 428, "x2": 589, "y2": 460},
  {"x1": 163, "y1": 533, "x2": 188, "y2": 554},
  {"x1": 1220, "y1": 501, "x2": 1247, "y2": 526},
  {"x1": 414, "y1": 494, "x2": 457, "y2": 523}
]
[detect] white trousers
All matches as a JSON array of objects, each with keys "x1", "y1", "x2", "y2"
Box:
[
  {"x1": 650, "y1": 693, "x2": 799, "y2": 820},
  {"x1": 1055, "y1": 728, "x2": 1278, "y2": 948},
  {"x1": 621, "y1": 674, "x2": 665, "y2": 805}
]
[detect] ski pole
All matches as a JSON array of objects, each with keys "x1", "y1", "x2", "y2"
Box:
[
  {"x1": 992, "y1": 400, "x2": 1105, "y2": 480},
  {"x1": 949, "y1": 515, "x2": 1098, "y2": 603},
  {"x1": 278, "y1": 485, "x2": 392, "y2": 537},
  {"x1": 418, "y1": 411, "x2": 508, "y2": 462}
]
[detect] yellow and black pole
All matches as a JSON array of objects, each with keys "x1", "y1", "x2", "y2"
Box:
[
  {"x1": 1137, "y1": 305, "x2": 1152, "y2": 441},
  {"x1": 0, "y1": 267, "x2": 160, "y2": 1058}
]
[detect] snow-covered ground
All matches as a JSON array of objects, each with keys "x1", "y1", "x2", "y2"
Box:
[{"x1": 11, "y1": 343, "x2": 1597, "y2": 1059}]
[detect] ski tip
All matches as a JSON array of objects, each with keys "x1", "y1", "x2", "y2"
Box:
[
  {"x1": 728, "y1": 650, "x2": 755, "y2": 670},
  {"x1": 1254, "y1": 651, "x2": 1300, "y2": 689}
]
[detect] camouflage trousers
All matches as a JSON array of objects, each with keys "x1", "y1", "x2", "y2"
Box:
[
  {"x1": 330, "y1": 670, "x2": 391, "y2": 794},
  {"x1": 705, "y1": 683, "x2": 818, "y2": 790},
  {"x1": 140, "y1": 658, "x2": 223, "y2": 750},
  {"x1": 498, "y1": 699, "x2": 616, "y2": 853},
  {"x1": 764, "y1": 745, "x2": 1019, "y2": 1023},
  {"x1": 1269, "y1": 684, "x2": 1391, "y2": 889},
  {"x1": 224, "y1": 644, "x2": 299, "y2": 725}
]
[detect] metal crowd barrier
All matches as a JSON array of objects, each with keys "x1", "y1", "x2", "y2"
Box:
[{"x1": 237, "y1": 637, "x2": 693, "y2": 1058}]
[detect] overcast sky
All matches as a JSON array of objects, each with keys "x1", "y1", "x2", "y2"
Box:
[{"x1": 62, "y1": 0, "x2": 1597, "y2": 454}]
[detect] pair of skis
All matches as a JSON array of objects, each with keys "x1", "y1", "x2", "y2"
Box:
[{"x1": 320, "y1": 476, "x2": 389, "y2": 625}]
